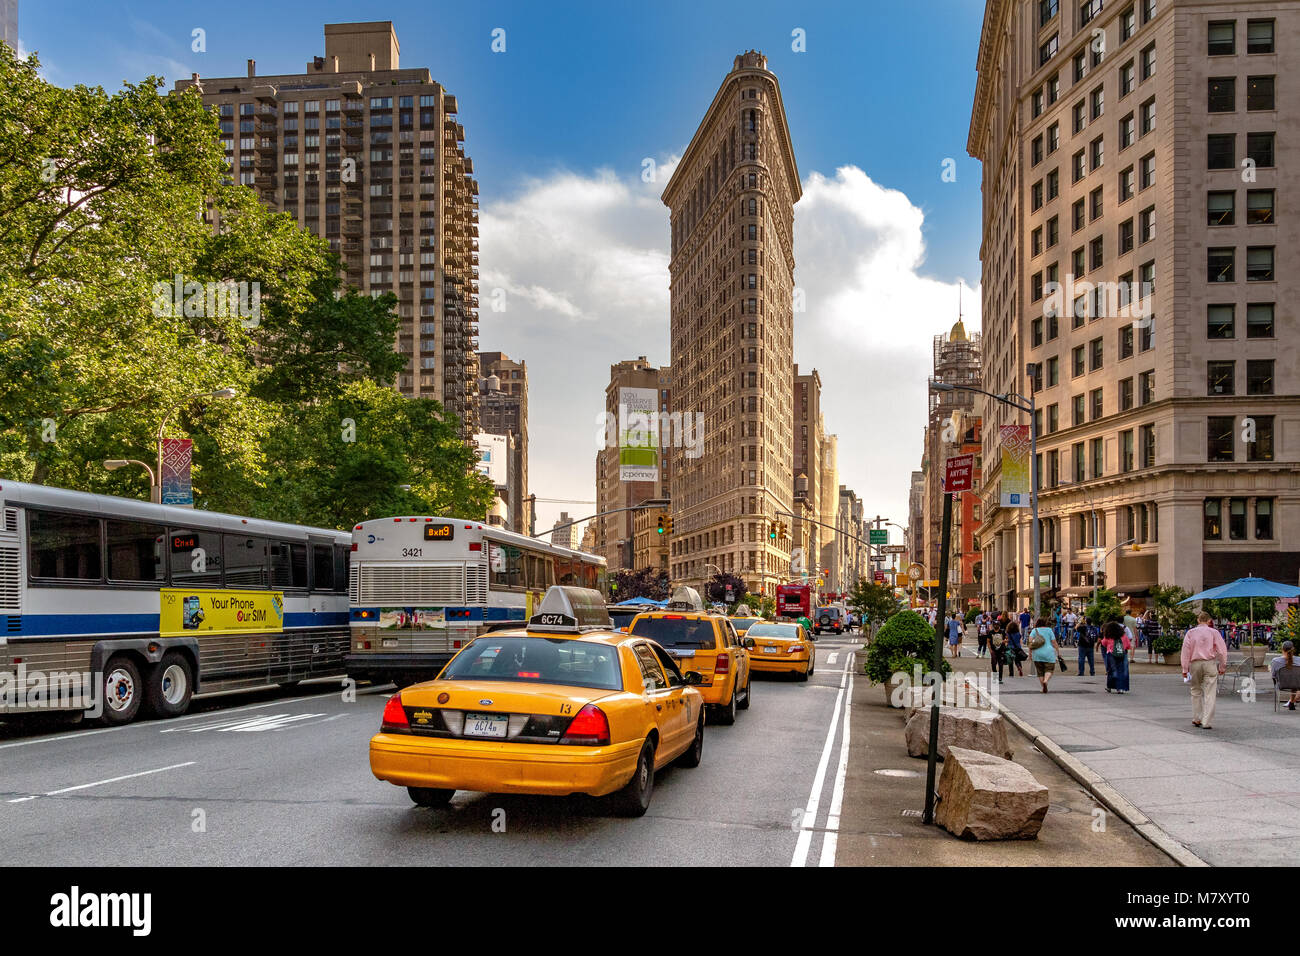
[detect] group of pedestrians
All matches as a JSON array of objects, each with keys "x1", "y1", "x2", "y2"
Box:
[{"x1": 966, "y1": 606, "x2": 1137, "y2": 694}]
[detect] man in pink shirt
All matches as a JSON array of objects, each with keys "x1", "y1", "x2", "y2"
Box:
[{"x1": 1181, "y1": 610, "x2": 1229, "y2": 729}]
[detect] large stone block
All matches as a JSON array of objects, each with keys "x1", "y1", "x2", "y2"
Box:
[
  {"x1": 935, "y1": 746, "x2": 1049, "y2": 841},
  {"x1": 904, "y1": 706, "x2": 1012, "y2": 760}
]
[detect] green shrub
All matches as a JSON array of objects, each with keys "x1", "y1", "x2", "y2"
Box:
[
  {"x1": 1152, "y1": 632, "x2": 1183, "y2": 657},
  {"x1": 864, "y1": 610, "x2": 950, "y2": 684},
  {"x1": 963, "y1": 607, "x2": 982, "y2": 625}
]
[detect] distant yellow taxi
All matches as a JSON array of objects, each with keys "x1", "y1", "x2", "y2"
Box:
[
  {"x1": 628, "y1": 587, "x2": 753, "y2": 724},
  {"x1": 745, "y1": 621, "x2": 816, "y2": 681},
  {"x1": 369, "y1": 586, "x2": 705, "y2": 817}
]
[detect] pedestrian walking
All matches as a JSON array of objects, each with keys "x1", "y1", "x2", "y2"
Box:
[
  {"x1": 976, "y1": 612, "x2": 990, "y2": 658},
  {"x1": 1271, "y1": 641, "x2": 1299, "y2": 711},
  {"x1": 1076, "y1": 616, "x2": 1096, "y2": 676},
  {"x1": 1018, "y1": 607, "x2": 1031, "y2": 633},
  {"x1": 1181, "y1": 610, "x2": 1228, "y2": 729},
  {"x1": 1028, "y1": 616, "x2": 1062, "y2": 693},
  {"x1": 1099, "y1": 620, "x2": 1132, "y2": 694},
  {"x1": 946, "y1": 611, "x2": 963, "y2": 657},
  {"x1": 990, "y1": 628, "x2": 1011, "y2": 683},
  {"x1": 1005, "y1": 620, "x2": 1026, "y2": 678}
]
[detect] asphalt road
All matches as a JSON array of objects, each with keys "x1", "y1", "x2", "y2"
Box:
[{"x1": 0, "y1": 635, "x2": 861, "y2": 866}]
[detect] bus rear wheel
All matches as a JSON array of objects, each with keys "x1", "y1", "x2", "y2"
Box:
[
  {"x1": 145, "y1": 652, "x2": 194, "y2": 719},
  {"x1": 100, "y1": 656, "x2": 143, "y2": 726}
]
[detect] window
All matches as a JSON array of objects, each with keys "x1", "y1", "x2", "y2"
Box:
[
  {"x1": 1073, "y1": 101, "x2": 1087, "y2": 134},
  {"x1": 1121, "y1": 429, "x2": 1134, "y2": 472},
  {"x1": 1090, "y1": 186, "x2": 1104, "y2": 220},
  {"x1": 1120, "y1": 166, "x2": 1135, "y2": 201},
  {"x1": 1072, "y1": 150, "x2": 1086, "y2": 183},
  {"x1": 1032, "y1": 137, "x2": 1044, "y2": 166},
  {"x1": 1048, "y1": 308, "x2": 1060, "y2": 340},
  {"x1": 1119, "y1": 323, "x2": 1134, "y2": 357},
  {"x1": 1073, "y1": 198, "x2": 1087, "y2": 232},
  {"x1": 1248, "y1": 418, "x2": 1274, "y2": 462},
  {"x1": 1140, "y1": 260, "x2": 1155, "y2": 295},
  {"x1": 1048, "y1": 74, "x2": 1061, "y2": 104},
  {"x1": 1032, "y1": 317, "x2": 1044, "y2": 347},
  {"x1": 1139, "y1": 369, "x2": 1154, "y2": 405},
  {"x1": 1044, "y1": 217, "x2": 1059, "y2": 249},
  {"x1": 1047, "y1": 169, "x2": 1060, "y2": 200},
  {"x1": 1033, "y1": 88, "x2": 1045, "y2": 118},
  {"x1": 1247, "y1": 76, "x2": 1275, "y2": 111},
  {"x1": 1229, "y1": 498, "x2": 1249, "y2": 540},
  {"x1": 1141, "y1": 43, "x2": 1156, "y2": 78},
  {"x1": 1246, "y1": 359, "x2": 1273, "y2": 395},
  {"x1": 1121, "y1": 6, "x2": 1136, "y2": 40},
  {"x1": 1047, "y1": 355, "x2": 1060, "y2": 385},
  {"x1": 1119, "y1": 218, "x2": 1134, "y2": 253},
  {"x1": 170, "y1": 528, "x2": 222, "y2": 586},
  {"x1": 224, "y1": 535, "x2": 269, "y2": 588},
  {"x1": 1080, "y1": 0, "x2": 1103, "y2": 26},
  {"x1": 311, "y1": 544, "x2": 335, "y2": 591},
  {"x1": 1073, "y1": 441, "x2": 1087, "y2": 480},
  {"x1": 1208, "y1": 247, "x2": 1234, "y2": 282},
  {"x1": 1048, "y1": 404, "x2": 1060, "y2": 432},
  {"x1": 1091, "y1": 86, "x2": 1105, "y2": 120},
  {"x1": 1246, "y1": 190, "x2": 1274, "y2": 225},
  {"x1": 1207, "y1": 133, "x2": 1235, "y2": 169},
  {"x1": 1207, "y1": 360, "x2": 1235, "y2": 395},
  {"x1": 1140, "y1": 424, "x2": 1155, "y2": 468},
  {"x1": 1041, "y1": 33, "x2": 1060, "y2": 65},
  {"x1": 1247, "y1": 132, "x2": 1275, "y2": 168},
  {"x1": 1256, "y1": 499, "x2": 1274, "y2": 539},
  {"x1": 1088, "y1": 337, "x2": 1104, "y2": 371},
  {"x1": 1032, "y1": 271, "x2": 1044, "y2": 300},
  {"x1": 26, "y1": 512, "x2": 104, "y2": 580},
  {"x1": 1138, "y1": 316, "x2": 1154, "y2": 352},
  {"x1": 1246, "y1": 303, "x2": 1274, "y2": 338},
  {"x1": 1089, "y1": 237, "x2": 1104, "y2": 271},
  {"x1": 1072, "y1": 345, "x2": 1086, "y2": 377},
  {"x1": 1140, "y1": 98, "x2": 1156, "y2": 135},
  {"x1": 1204, "y1": 498, "x2": 1222, "y2": 539},
  {"x1": 1073, "y1": 246, "x2": 1086, "y2": 277},
  {"x1": 1208, "y1": 304, "x2": 1235, "y2": 339},
  {"x1": 98, "y1": 518, "x2": 166, "y2": 584},
  {"x1": 1074, "y1": 51, "x2": 1088, "y2": 82},
  {"x1": 1120, "y1": 113, "x2": 1135, "y2": 149},
  {"x1": 1208, "y1": 21, "x2": 1235, "y2": 57},
  {"x1": 1090, "y1": 387, "x2": 1104, "y2": 420},
  {"x1": 1208, "y1": 77, "x2": 1235, "y2": 112},
  {"x1": 1091, "y1": 437, "x2": 1105, "y2": 478},
  {"x1": 1073, "y1": 394, "x2": 1086, "y2": 426},
  {"x1": 1136, "y1": 206, "x2": 1154, "y2": 244},
  {"x1": 1246, "y1": 246, "x2": 1274, "y2": 282},
  {"x1": 1207, "y1": 416, "x2": 1235, "y2": 461},
  {"x1": 1048, "y1": 123, "x2": 1060, "y2": 153},
  {"x1": 1090, "y1": 136, "x2": 1105, "y2": 170},
  {"x1": 1120, "y1": 61, "x2": 1135, "y2": 96},
  {"x1": 270, "y1": 542, "x2": 308, "y2": 589},
  {"x1": 1032, "y1": 182, "x2": 1044, "y2": 211},
  {"x1": 1047, "y1": 449, "x2": 1060, "y2": 487},
  {"x1": 1139, "y1": 152, "x2": 1156, "y2": 189},
  {"x1": 1032, "y1": 228, "x2": 1043, "y2": 257},
  {"x1": 1120, "y1": 377, "x2": 1134, "y2": 410},
  {"x1": 1247, "y1": 20, "x2": 1275, "y2": 55}
]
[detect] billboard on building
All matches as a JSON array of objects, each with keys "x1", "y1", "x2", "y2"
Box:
[
  {"x1": 618, "y1": 386, "x2": 658, "y2": 482},
  {"x1": 999, "y1": 425, "x2": 1031, "y2": 508},
  {"x1": 474, "y1": 432, "x2": 509, "y2": 487}
]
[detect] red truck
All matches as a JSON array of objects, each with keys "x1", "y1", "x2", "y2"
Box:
[{"x1": 776, "y1": 583, "x2": 813, "y2": 621}]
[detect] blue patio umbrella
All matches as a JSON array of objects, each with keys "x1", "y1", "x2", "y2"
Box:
[{"x1": 1178, "y1": 576, "x2": 1300, "y2": 641}]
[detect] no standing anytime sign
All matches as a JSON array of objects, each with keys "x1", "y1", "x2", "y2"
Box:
[{"x1": 944, "y1": 454, "x2": 974, "y2": 493}]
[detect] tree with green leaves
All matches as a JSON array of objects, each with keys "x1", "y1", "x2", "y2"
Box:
[
  {"x1": 1085, "y1": 587, "x2": 1124, "y2": 625},
  {"x1": 848, "y1": 578, "x2": 900, "y2": 628},
  {"x1": 1150, "y1": 584, "x2": 1197, "y2": 635}
]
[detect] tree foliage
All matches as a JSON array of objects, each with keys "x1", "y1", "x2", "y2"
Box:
[
  {"x1": 1085, "y1": 588, "x2": 1124, "y2": 625},
  {"x1": 848, "y1": 579, "x2": 900, "y2": 627},
  {"x1": 1150, "y1": 584, "x2": 1197, "y2": 635},
  {"x1": 611, "y1": 567, "x2": 669, "y2": 602},
  {"x1": 704, "y1": 572, "x2": 747, "y2": 607}
]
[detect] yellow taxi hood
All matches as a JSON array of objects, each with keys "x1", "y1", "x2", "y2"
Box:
[{"x1": 399, "y1": 680, "x2": 619, "y2": 714}]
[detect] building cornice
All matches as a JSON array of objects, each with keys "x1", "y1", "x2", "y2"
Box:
[{"x1": 967, "y1": 0, "x2": 1011, "y2": 161}]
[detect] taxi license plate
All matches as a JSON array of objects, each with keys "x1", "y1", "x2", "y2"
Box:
[
  {"x1": 382, "y1": 639, "x2": 399, "y2": 648},
  {"x1": 763, "y1": 646, "x2": 780, "y2": 654},
  {"x1": 464, "y1": 713, "x2": 508, "y2": 738}
]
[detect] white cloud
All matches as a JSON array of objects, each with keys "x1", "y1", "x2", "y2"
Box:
[{"x1": 479, "y1": 161, "x2": 978, "y2": 547}]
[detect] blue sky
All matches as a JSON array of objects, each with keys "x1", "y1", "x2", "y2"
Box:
[{"x1": 18, "y1": 0, "x2": 988, "y2": 542}]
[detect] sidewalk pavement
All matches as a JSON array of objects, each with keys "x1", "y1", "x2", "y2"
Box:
[
  {"x1": 835, "y1": 645, "x2": 1170, "y2": 866},
  {"x1": 951, "y1": 645, "x2": 1300, "y2": 866}
]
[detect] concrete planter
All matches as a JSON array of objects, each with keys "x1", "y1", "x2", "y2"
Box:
[{"x1": 884, "y1": 673, "x2": 909, "y2": 708}]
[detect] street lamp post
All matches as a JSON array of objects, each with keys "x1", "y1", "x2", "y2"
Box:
[
  {"x1": 153, "y1": 388, "x2": 238, "y2": 504},
  {"x1": 1093, "y1": 538, "x2": 1137, "y2": 607},
  {"x1": 930, "y1": 381, "x2": 1040, "y2": 618},
  {"x1": 103, "y1": 459, "x2": 156, "y2": 496}
]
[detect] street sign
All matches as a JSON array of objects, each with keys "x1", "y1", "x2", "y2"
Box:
[
  {"x1": 922, "y1": 579, "x2": 940, "y2": 587},
  {"x1": 873, "y1": 571, "x2": 885, "y2": 583},
  {"x1": 907, "y1": 563, "x2": 924, "y2": 582},
  {"x1": 868, "y1": 529, "x2": 888, "y2": 545},
  {"x1": 945, "y1": 453, "x2": 974, "y2": 493},
  {"x1": 880, "y1": 544, "x2": 907, "y2": 554}
]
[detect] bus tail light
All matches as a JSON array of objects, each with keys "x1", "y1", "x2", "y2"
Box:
[
  {"x1": 381, "y1": 694, "x2": 409, "y2": 732},
  {"x1": 560, "y1": 704, "x2": 610, "y2": 746},
  {"x1": 715, "y1": 653, "x2": 730, "y2": 677},
  {"x1": 350, "y1": 543, "x2": 358, "y2": 551}
]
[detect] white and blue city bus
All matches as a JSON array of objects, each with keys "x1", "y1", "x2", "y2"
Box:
[
  {"x1": 347, "y1": 516, "x2": 607, "y2": 686},
  {"x1": 0, "y1": 480, "x2": 351, "y2": 725}
]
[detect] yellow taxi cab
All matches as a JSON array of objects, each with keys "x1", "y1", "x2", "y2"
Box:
[
  {"x1": 628, "y1": 587, "x2": 753, "y2": 725},
  {"x1": 744, "y1": 621, "x2": 816, "y2": 681},
  {"x1": 369, "y1": 586, "x2": 705, "y2": 817}
]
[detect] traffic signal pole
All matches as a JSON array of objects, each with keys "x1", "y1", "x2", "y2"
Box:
[{"x1": 922, "y1": 487, "x2": 954, "y2": 825}]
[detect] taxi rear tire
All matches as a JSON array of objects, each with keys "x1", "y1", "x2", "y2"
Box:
[
  {"x1": 714, "y1": 687, "x2": 738, "y2": 725},
  {"x1": 610, "y1": 739, "x2": 656, "y2": 817},
  {"x1": 737, "y1": 676, "x2": 752, "y2": 710},
  {"x1": 408, "y1": 787, "x2": 455, "y2": 808},
  {"x1": 797, "y1": 661, "x2": 811, "y2": 682},
  {"x1": 677, "y1": 715, "x2": 704, "y2": 768}
]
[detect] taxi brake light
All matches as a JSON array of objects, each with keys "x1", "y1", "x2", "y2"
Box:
[
  {"x1": 663, "y1": 614, "x2": 684, "y2": 620},
  {"x1": 560, "y1": 704, "x2": 610, "y2": 746},
  {"x1": 715, "y1": 652, "x2": 730, "y2": 676},
  {"x1": 517, "y1": 671, "x2": 540, "y2": 678},
  {"x1": 380, "y1": 694, "x2": 409, "y2": 732}
]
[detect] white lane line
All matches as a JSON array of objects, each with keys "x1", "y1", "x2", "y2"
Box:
[
  {"x1": 819, "y1": 667, "x2": 854, "y2": 867},
  {"x1": 827, "y1": 652, "x2": 839, "y2": 665},
  {"x1": 790, "y1": 654, "x2": 851, "y2": 867},
  {"x1": 0, "y1": 684, "x2": 382, "y2": 750},
  {"x1": 8, "y1": 761, "x2": 195, "y2": 803}
]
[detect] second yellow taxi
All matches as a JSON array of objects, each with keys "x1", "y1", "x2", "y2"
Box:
[{"x1": 744, "y1": 621, "x2": 816, "y2": 681}]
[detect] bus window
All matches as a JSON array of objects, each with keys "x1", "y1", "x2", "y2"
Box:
[
  {"x1": 270, "y1": 542, "x2": 308, "y2": 589},
  {"x1": 490, "y1": 544, "x2": 524, "y2": 589},
  {"x1": 579, "y1": 561, "x2": 598, "y2": 589},
  {"x1": 554, "y1": 556, "x2": 577, "y2": 586},
  {"x1": 170, "y1": 528, "x2": 222, "y2": 587},
  {"x1": 595, "y1": 564, "x2": 608, "y2": 596},
  {"x1": 106, "y1": 519, "x2": 165, "y2": 583},
  {"x1": 334, "y1": 544, "x2": 349, "y2": 593},
  {"x1": 28, "y1": 510, "x2": 103, "y2": 581},
  {"x1": 224, "y1": 535, "x2": 269, "y2": 588},
  {"x1": 311, "y1": 544, "x2": 334, "y2": 591},
  {"x1": 524, "y1": 552, "x2": 550, "y2": 589}
]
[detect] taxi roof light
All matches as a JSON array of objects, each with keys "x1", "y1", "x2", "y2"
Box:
[
  {"x1": 559, "y1": 704, "x2": 610, "y2": 746},
  {"x1": 527, "y1": 586, "x2": 612, "y2": 633},
  {"x1": 666, "y1": 586, "x2": 705, "y2": 611},
  {"x1": 380, "y1": 694, "x2": 409, "y2": 732}
]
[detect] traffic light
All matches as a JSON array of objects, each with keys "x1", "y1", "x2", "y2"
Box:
[
  {"x1": 768, "y1": 522, "x2": 777, "y2": 540},
  {"x1": 656, "y1": 514, "x2": 665, "y2": 535},
  {"x1": 665, "y1": 515, "x2": 673, "y2": 535},
  {"x1": 778, "y1": 521, "x2": 788, "y2": 539}
]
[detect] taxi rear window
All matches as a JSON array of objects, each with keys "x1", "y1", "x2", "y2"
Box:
[
  {"x1": 441, "y1": 637, "x2": 621, "y2": 690},
  {"x1": 746, "y1": 624, "x2": 800, "y2": 639},
  {"x1": 628, "y1": 616, "x2": 718, "y2": 649}
]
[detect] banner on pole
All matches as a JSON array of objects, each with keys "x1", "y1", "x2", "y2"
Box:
[
  {"x1": 999, "y1": 425, "x2": 1031, "y2": 507},
  {"x1": 160, "y1": 438, "x2": 193, "y2": 507}
]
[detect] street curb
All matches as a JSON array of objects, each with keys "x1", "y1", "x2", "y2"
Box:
[{"x1": 967, "y1": 680, "x2": 1209, "y2": 868}]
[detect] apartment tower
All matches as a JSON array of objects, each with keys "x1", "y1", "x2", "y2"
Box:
[
  {"x1": 663, "y1": 51, "x2": 801, "y2": 597},
  {"x1": 175, "y1": 22, "x2": 480, "y2": 435},
  {"x1": 970, "y1": 0, "x2": 1299, "y2": 608}
]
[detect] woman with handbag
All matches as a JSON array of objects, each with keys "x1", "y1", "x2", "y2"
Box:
[
  {"x1": 1028, "y1": 616, "x2": 1063, "y2": 693},
  {"x1": 1099, "y1": 620, "x2": 1133, "y2": 694}
]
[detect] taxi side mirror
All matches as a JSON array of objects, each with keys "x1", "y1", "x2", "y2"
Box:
[
  {"x1": 682, "y1": 671, "x2": 704, "y2": 686},
  {"x1": 742, "y1": 637, "x2": 756, "y2": 650}
]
